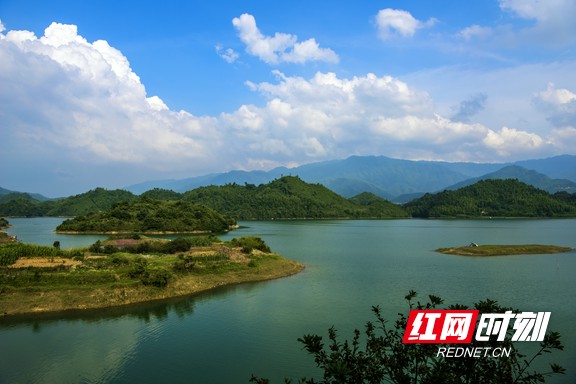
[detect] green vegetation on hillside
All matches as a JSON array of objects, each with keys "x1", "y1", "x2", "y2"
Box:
[
  {"x1": 2, "y1": 178, "x2": 575, "y2": 220},
  {"x1": 0, "y1": 194, "x2": 49, "y2": 216},
  {"x1": 140, "y1": 188, "x2": 182, "y2": 201},
  {"x1": 349, "y1": 192, "x2": 410, "y2": 217},
  {"x1": 56, "y1": 199, "x2": 235, "y2": 233},
  {"x1": 0, "y1": 236, "x2": 303, "y2": 315},
  {"x1": 0, "y1": 178, "x2": 407, "y2": 219},
  {"x1": 47, "y1": 188, "x2": 137, "y2": 216},
  {"x1": 0, "y1": 188, "x2": 137, "y2": 217},
  {"x1": 404, "y1": 179, "x2": 576, "y2": 218},
  {"x1": 182, "y1": 176, "x2": 409, "y2": 219}
]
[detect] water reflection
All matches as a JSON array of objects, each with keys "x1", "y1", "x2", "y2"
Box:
[
  {"x1": 0, "y1": 282, "x2": 263, "y2": 384},
  {"x1": 0, "y1": 280, "x2": 272, "y2": 328}
]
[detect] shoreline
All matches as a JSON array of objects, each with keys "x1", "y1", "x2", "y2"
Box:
[
  {"x1": 55, "y1": 230, "x2": 214, "y2": 235},
  {"x1": 0, "y1": 257, "x2": 304, "y2": 317},
  {"x1": 55, "y1": 225, "x2": 240, "y2": 235}
]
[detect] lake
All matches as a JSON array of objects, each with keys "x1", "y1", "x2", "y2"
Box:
[{"x1": 1, "y1": 218, "x2": 575, "y2": 383}]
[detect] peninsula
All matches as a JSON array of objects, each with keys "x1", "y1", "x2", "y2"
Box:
[{"x1": 0, "y1": 235, "x2": 303, "y2": 316}]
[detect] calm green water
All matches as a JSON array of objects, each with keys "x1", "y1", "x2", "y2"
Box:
[{"x1": 1, "y1": 218, "x2": 575, "y2": 383}]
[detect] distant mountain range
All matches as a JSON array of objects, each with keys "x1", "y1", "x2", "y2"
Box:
[
  {"x1": 0, "y1": 187, "x2": 51, "y2": 202},
  {"x1": 126, "y1": 155, "x2": 576, "y2": 201},
  {"x1": 2, "y1": 155, "x2": 575, "y2": 203}
]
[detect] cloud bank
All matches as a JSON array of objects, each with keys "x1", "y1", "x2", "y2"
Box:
[
  {"x1": 457, "y1": 0, "x2": 576, "y2": 47},
  {"x1": 0, "y1": 21, "x2": 574, "y2": 194}
]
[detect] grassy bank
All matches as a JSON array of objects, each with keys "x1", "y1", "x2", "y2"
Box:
[
  {"x1": 0, "y1": 236, "x2": 303, "y2": 316},
  {"x1": 436, "y1": 244, "x2": 573, "y2": 256}
]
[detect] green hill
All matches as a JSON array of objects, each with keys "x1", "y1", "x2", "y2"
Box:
[
  {"x1": 0, "y1": 194, "x2": 46, "y2": 216},
  {"x1": 0, "y1": 187, "x2": 50, "y2": 202},
  {"x1": 56, "y1": 199, "x2": 235, "y2": 233},
  {"x1": 349, "y1": 192, "x2": 409, "y2": 218},
  {"x1": 47, "y1": 188, "x2": 137, "y2": 216},
  {"x1": 446, "y1": 165, "x2": 576, "y2": 194},
  {"x1": 182, "y1": 176, "x2": 409, "y2": 219},
  {"x1": 140, "y1": 188, "x2": 182, "y2": 201},
  {"x1": 0, "y1": 188, "x2": 137, "y2": 217},
  {"x1": 404, "y1": 179, "x2": 576, "y2": 218}
]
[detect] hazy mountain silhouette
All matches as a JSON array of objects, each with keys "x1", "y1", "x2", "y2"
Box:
[{"x1": 122, "y1": 154, "x2": 576, "y2": 200}]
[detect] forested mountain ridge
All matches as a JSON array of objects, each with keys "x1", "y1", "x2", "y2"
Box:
[
  {"x1": 404, "y1": 179, "x2": 576, "y2": 218},
  {"x1": 0, "y1": 187, "x2": 50, "y2": 202},
  {"x1": 0, "y1": 177, "x2": 410, "y2": 219},
  {"x1": 445, "y1": 165, "x2": 576, "y2": 194},
  {"x1": 182, "y1": 176, "x2": 410, "y2": 219},
  {"x1": 0, "y1": 188, "x2": 137, "y2": 217},
  {"x1": 2, "y1": 177, "x2": 575, "y2": 220}
]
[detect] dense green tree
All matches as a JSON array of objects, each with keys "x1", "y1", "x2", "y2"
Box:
[{"x1": 140, "y1": 188, "x2": 182, "y2": 200}]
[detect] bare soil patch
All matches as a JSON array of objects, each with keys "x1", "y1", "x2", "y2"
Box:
[{"x1": 9, "y1": 257, "x2": 83, "y2": 268}]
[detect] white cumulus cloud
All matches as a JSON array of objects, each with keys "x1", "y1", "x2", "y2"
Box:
[
  {"x1": 375, "y1": 9, "x2": 437, "y2": 40},
  {"x1": 483, "y1": 126, "x2": 548, "y2": 157},
  {"x1": 534, "y1": 83, "x2": 576, "y2": 128},
  {"x1": 0, "y1": 22, "x2": 219, "y2": 168},
  {"x1": 232, "y1": 13, "x2": 339, "y2": 64}
]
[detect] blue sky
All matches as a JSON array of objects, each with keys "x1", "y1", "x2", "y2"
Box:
[{"x1": 1, "y1": 0, "x2": 575, "y2": 196}]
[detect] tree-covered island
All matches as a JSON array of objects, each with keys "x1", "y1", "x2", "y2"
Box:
[{"x1": 55, "y1": 199, "x2": 236, "y2": 234}]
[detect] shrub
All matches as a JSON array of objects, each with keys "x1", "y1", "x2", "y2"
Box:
[
  {"x1": 141, "y1": 268, "x2": 172, "y2": 287},
  {"x1": 188, "y1": 235, "x2": 217, "y2": 247},
  {"x1": 110, "y1": 254, "x2": 130, "y2": 266},
  {"x1": 163, "y1": 237, "x2": 193, "y2": 254},
  {"x1": 128, "y1": 257, "x2": 148, "y2": 278},
  {"x1": 89, "y1": 240, "x2": 103, "y2": 253},
  {"x1": 173, "y1": 254, "x2": 196, "y2": 272},
  {"x1": 230, "y1": 236, "x2": 271, "y2": 254}
]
